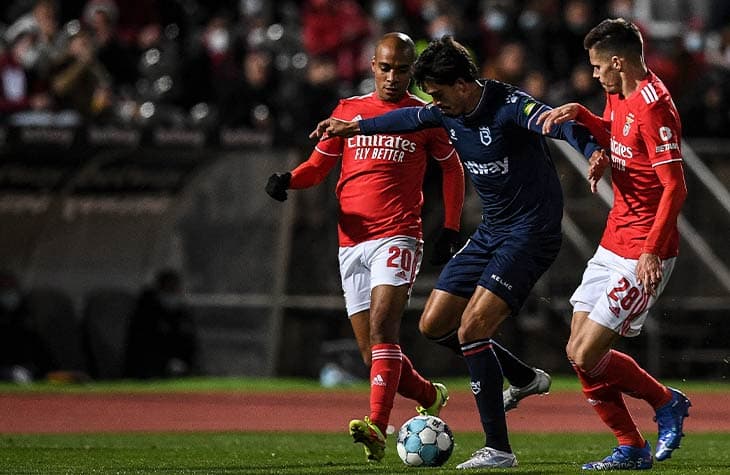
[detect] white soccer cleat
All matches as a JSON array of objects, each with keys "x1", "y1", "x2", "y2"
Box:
[
  {"x1": 503, "y1": 368, "x2": 551, "y2": 412},
  {"x1": 456, "y1": 446, "x2": 518, "y2": 469}
]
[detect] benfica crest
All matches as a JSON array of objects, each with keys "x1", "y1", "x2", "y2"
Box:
[{"x1": 623, "y1": 113, "x2": 635, "y2": 136}]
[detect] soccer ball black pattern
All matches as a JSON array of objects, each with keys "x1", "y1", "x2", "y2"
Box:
[{"x1": 396, "y1": 415, "x2": 454, "y2": 466}]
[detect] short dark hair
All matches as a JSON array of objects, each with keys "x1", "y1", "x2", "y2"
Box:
[
  {"x1": 584, "y1": 18, "x2": 644, "y2": 59},
  {"x1": 413, "y1": 36, "x2": 478, "y2": 88}
]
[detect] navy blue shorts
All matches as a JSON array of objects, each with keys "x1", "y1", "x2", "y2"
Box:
[{"x1": 435, "y1": 225, "x2": 562, "y2": 315}]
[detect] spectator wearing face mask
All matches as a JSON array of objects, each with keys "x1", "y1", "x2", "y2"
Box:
[
  {"x1": 123, "y1": 269, "x2": 198, "y2": 379},
  {"x1": 181, "y1": 13, "x2": 240, "y2": 110},
  {"x1": 6, "y1": 0, "x2": 64, "y2": 80},
  {"x1": 0, "y1": 20, "x2": 53, "y2": 116}
]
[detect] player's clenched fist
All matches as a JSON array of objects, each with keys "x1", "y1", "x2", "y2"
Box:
[{"x1": 265, "y1": 172, "x2": 291, "y2": 201}]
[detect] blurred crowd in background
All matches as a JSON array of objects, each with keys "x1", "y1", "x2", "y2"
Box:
[{"x1": 2, "y1": 0, "x2": 730, "y2": 149}]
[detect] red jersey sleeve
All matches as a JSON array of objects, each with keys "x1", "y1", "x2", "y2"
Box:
[
  {"x1": 638, "y1": 100, "x2": 683, "y2": 166},
  {"x1": 427, "y1": 129, "x2": 463, "y2": 231},
  {"x1": 637, "y1": 94, "x2": 685, "y2": 255},
  {"x1": 642, "y1": 162, "x2": 687, "y2": 255},
  {"x1": 289, "y1": 149, "x2": 339, "y2": 189},
  {"x1": 575, "y1": 103, "x2": 611, "y2": 148},
  {"x1": 289, "y1": 102, "x2": 345, "y2": 189}
]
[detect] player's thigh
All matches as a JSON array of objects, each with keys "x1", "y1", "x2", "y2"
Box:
[
  {"x1": 433, "y1": 236, "x2": 493, "y2": 299},
  {"x1": 459, "y1": 285, "x2": 512, "y2": 341},
  {"x1": 571, "y1": 246, "x2": 676, "y2": 338},
  {"x1": 370, "y1": 284, "x2": 410, "y2": 320},
  {"x1": 368, "y1": 236, "x2": 423, "y2": 340},
  {"x1": 339, "y1": 244, "x2": 371, "y2": 317},
  {"x1": 369, "y1": 284, "x2": 410, "y2": 341},
  {"x1": 567, "y1": 311, "x2": 620, "y2": 369},
  {"x1": 369, "y1": 235, "x2": 423, "y2": 290},
  {"x1": 420, "y1": 288, "x2": 468, "y2": 337},
  {"x1": 475, "y1": 232, "x2": 561, "y2": 316}
]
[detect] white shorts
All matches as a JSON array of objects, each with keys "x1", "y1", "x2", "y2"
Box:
[
  {"x1": 339, "y1": 235, "x2": 423, "y2": 317},
  {"x1": 570, "y1": 246, "x2": 676, "y2": 337}
]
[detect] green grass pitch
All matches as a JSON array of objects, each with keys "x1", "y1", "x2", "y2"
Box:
[
  {"x1": 1, "y1": 377, "x2": 728, "y2": 473},
  {"x1": 1, "y1": 432, "x2": 729, "y2": 474}
]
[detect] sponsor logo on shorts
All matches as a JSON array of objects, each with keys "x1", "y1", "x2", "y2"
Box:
[
  {"x1": 491, "y1": 273, "x2": 513, "y2": 290},
  {"x1": 395, "y1": 270, "x2": 408, "y2": 280},
  {"x1": 470, "y1": 380, "x2": 481, "y2": 395}
]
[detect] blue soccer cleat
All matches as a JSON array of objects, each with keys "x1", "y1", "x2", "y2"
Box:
[
  {"x1": 654, "y1": 387, "x2": 691, "y2": 461},
  {"x1": 582, "y1": 440, "x2": 653, "y2": 471}
]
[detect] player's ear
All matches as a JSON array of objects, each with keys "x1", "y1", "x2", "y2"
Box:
[{"x1": 611, "y1": 56, "x2": 622, "y2": 71}]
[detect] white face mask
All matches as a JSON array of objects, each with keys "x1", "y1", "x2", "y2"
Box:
[
  {"x1": 484, "y1": 11, "x2": 507, "y2": 31},
  {"x1": 206, "y1": 28, "x2": 230, "y2": 54},
  {"x1": 684, "y1": 31, "x2": 703, "y2": 52},
  {"x1": 373, "y1": 0, "x2": 396, "y2": 21},
  {"x1": 18, "y1": 47, "x2": 39, "y2": 68}
]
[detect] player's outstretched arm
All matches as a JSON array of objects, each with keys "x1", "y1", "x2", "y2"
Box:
[
  {"x1": 309, "y1": 118, "x2": 361, "y2": 139},
  {"x1": 536, "y1": 103, "x2": 582, "y2": 134},
  {"x1": 265, "y1": 149, "x2": 340, "y2": 201}
]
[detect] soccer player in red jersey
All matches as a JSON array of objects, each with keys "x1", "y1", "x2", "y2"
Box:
[
  {"x1": 538, "y1": 18, "x2": 691, "y2": 470},
  {"x1": 265, "y1": 33, "x2": 465, "y2": 462}
]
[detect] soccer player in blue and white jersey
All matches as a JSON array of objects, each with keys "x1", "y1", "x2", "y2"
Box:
[{"x1": 311, "y1": 36, "x2": 608, "y2": 469}]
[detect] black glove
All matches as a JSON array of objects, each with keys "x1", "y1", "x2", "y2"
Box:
[
  {"x1": 265, "y1": 172, "x2": 291, "y2": 201},
  {"x1": 430, "y1": 227, "x2": 463, "y2": 266}
]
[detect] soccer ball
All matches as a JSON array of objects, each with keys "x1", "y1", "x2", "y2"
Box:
[{"x1": 396, "y1": 415, "x2": 454, "y2": 467}]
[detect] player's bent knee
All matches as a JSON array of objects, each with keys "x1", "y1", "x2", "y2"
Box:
[
  {"x1": 567, "y1": 348, "x2": 594, "y2": 373},
  {"x1": 418, "y1": 314, "x2": 438, "y2": 338},
  {"x1": 419, "y1": 311, "x2": 454, "y2": 338}
]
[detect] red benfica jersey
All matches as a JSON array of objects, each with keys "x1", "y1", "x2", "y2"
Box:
[
  {"x1": 601, "y1": 71, "x2": 683, "y2": 259},
  {"x1": 316, "y1": 92, "x2": 457, "y2": 247}
]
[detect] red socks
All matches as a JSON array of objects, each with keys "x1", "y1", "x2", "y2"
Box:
[
  {"x1": 574, "y1": 350, "x2": 672, "y2": 447},
  {"x1": 398, "y1": 353, "x2": 437, "y2": 409},
  {"x1": 369, "y1": 343, "x2": 402, "y2": 434},
  {"x1": 578, "y1": 375, "x2": 645, "y2": 447},
  {"x1": 594, "y1": 350, "x2": 671, "y2": 409},
  {"x1": 369, "y1": 344, "x2": 436, "y2": 435}
]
